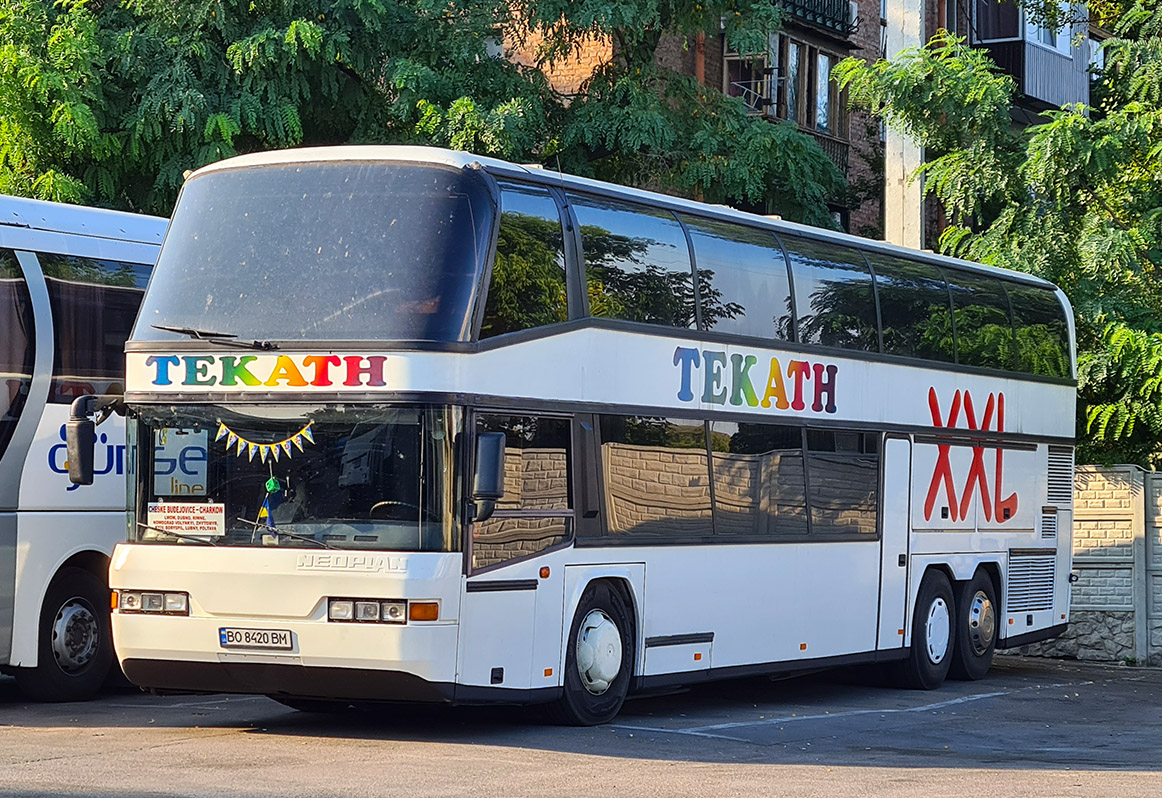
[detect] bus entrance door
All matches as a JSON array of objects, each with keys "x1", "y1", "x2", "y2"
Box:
[{"x1": 878, "y1": 435, "x2": 912, "y2": 651}]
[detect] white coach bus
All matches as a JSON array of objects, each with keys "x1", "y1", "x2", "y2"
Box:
[
  {"x1": 1, "y1": 194, "x2": 166, "y2": 700},
  {"x1": 67, "y1": 147, "x2": 1076, "y2": 724}
]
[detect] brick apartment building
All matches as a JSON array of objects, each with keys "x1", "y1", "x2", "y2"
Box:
[{"x1": 507, "y1": 0, "x2": 888, "y2": 236}]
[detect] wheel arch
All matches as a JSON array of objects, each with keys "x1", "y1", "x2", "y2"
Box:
[{"x1": 561, "y1": 565, "x2": 645, "y2": 677}]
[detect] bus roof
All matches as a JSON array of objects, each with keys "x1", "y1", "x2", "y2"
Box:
[
  {"x1": 189, "y1": 145, "x2": 1057, "y2": 291},
  {"x1": 0, "y1": 194, "x2": 167, "y2": 245}
]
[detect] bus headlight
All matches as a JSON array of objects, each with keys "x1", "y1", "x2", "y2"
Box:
[
  {"x1": 116, "y1": 590, "x2": 190, "y2": 615},
  {"x1": 327, "y1": 598, "x2": 409, "y2": 624}
]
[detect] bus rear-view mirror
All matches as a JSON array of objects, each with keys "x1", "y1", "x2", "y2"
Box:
[
  {"x1": 66, "y1": 417, "x2": 95, "y2": 486},
  {"x1": 471, "y1": 432, "x2": 506, "y2": 522}
]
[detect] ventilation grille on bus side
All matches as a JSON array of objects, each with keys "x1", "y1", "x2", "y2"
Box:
[
  {"x1": 1046, "y1": 445, "x2": 1074, "y2": 508},
  {"x1": 1007, "y1": 553, "x2": 1056, "y2": 613},
  {"x1": 1040, "y1": 509, "x2": 1058, "y2": 541}
]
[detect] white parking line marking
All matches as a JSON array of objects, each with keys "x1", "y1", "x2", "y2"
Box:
[{"x1": 612, "y1": 681, "x2": 1092, "y2": 740}]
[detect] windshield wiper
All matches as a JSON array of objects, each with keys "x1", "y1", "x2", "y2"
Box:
[
  {"x1": 151, "y1": 324, "x2": 278, "y2": 351},
  {"x1": 136, "y1": 521, "x2": 219, "y2": 546},
  {"x1": 235, "y1": 517, "x2": 337, "y2": 549}
]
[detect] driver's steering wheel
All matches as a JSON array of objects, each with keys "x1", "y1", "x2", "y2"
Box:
[{"x1": 369, "y1": 500, "x2": 422, "y2": 520}]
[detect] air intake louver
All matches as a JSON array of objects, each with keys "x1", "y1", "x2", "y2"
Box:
[
  {"x1": 1007, "y1": 552, "x2": 1056, "y2": 612},
  {"x1": 1046, "y1": 445, "x2": 1074, "y2": 507},
  {"x1": 1040, "y1": 509, "x2": 1058, "y2": 541}
]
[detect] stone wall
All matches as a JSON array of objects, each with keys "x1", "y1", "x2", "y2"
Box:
[
  {"x1": 1013, "y1": 466, "x2": 1162, "y2": 666},
  {"x1": 473, "y1": 447, "x2": 570, "y2": 569}
]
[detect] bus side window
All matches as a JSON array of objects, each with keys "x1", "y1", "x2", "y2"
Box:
[
  {"x1": 597, "y1": 415, "x2": 713, "y2": 539},
  {"x1": 38, "y1": 253, "x2": 150, "y2": 404},
  {"x1": 480, "y1": 183, "x2": 568, "y2": 339},
  {"x1": 1005, "y1": 284, "x2": 1071, "y2": 379},
  {"x1": 471, "y1": 414, "x2": 573, "y2": 570},
  {"x1": 0, "y1": 249, "x2": 35, "y2": 461},
  {"x1": 681, "y1": 216, "x2": 795, "y2": 341},
  {"x1": 805, "y1": 429, "x2": 879, "y2": 537},
  {"x1": 709, "y1": 420, "x2": 807, "y2": 537},
  {"x1": 945, "y1": 271, "x2": 1016, "y2": 371},
  {"x1": 569, "y1": 194, "x2": 696, "y2": 329},
  {"x1": 866, "y1": 253, "x2": 956, "y2": 363},
  {"x1": 781, "y1": 236, "x2": 879, "y2": 352}
]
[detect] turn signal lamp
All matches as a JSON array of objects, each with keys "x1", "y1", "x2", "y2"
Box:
[{"x1": 409, "y1": 602, "x2": 439, "y2": 622}]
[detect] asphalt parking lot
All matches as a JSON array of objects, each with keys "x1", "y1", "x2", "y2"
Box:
[{"x1": 2, "y1": 656, "x2": 1160, "y2": 798}]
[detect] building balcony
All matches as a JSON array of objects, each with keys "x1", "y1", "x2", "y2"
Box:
[
  {"x1": 976, "y1": 39, "x2": 1090, "y2": 109},
  {"x1": 806, "y1": 128, "x2": 849, "y2": 176},
  {"x1": 781, "y1": 0, "x2": 858, "y2": 38}
]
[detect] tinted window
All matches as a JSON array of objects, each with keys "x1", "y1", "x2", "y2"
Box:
[
  {"x1": 473, "y1": 414, "x2": 572, "y2": 569},
  {"x1": 783, "y1": 236, "x2": 879, "y2": 351},
  {"x1": 946, "y1": 272, "x2": 1015, "y2": 370},
  {"x1": 682, "y1": 216, "x2": 793, "y2": 340},
  {"x1": 599, "y1": 416, "x2": 712, "y2": 538},
  {"x1": 867, "y1": 253, "x2": 955, "y2": 362},
  {"x1": 1, "y1": 249, "x2": 35, "y2": 460},
  {"x1": 571, "y1": 194, "x2": 696, "y2": 328},
  {"x1": 39, "y1": 254, "x2": 150, "y2": 404},
  {"x1": 1006, "y1": 284, "x2": 1070, "y2": 378},
  {"x1": 481, "y1": 183, "x2": 567, "y2": 339},
  {"x1": 136, "y1": 163, "x2": 493, "y2": 343},
  {"x1": 806, "y1": 429, "x2": 879, "y2": 536},
  {"x1": 710, "y1": 421, "x2": 808, "y2": 536}
]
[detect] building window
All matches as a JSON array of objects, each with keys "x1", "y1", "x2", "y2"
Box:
[
  {"x1": 815, "y1": 53, "x2": 835, "y2": 133},
  {"x1": 772, "y1": 36, "x2": 844, "y2": 138},
  {"x1": 974, "y1": 0, "x2": 1020, "y2": 41}
]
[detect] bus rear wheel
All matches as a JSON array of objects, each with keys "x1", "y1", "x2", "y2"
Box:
[
  {"x1": 15, "y1": 567, "x2": 113, "y2": 702},
  {"x1": 948, "y1": 571, "x2": 998, "y2": 681},
  {"x1": 894, "y1": 569, "x2": 954, "y2": 690},
  {"x1": 547, "y1": 582, "x2": 634, "y2": 726}
]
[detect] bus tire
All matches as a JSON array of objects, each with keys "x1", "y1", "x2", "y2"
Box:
[
  {"x1": 948, "y1": 570, "x2": 998, "y2": 681},
  {"x1": 895, "y1": 569, "x2": 954, "y2": 690},
  {"x1": 14, "y1": 567, "x2": 113, "y2": 702},
  {"x1": 547, "y1": 581, "x2": 634, "y2": 726}
]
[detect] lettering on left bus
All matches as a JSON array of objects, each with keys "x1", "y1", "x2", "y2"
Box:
[
  {"x1": 674, "y1": 346, "x2": 838, "y2": 413},
  {"x1": 49, "y1": 424, "x2": 125, "y2": 491}
]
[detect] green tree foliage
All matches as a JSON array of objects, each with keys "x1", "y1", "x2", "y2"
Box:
[
  {"x1": 833, "y1": 10, "x2": 1162, "y2": 466},
  {"x1": 0, "y1": 0, "x2": 842, "y2": 224}
]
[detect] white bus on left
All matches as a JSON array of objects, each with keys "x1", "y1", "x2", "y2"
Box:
[{"x1": 1, "y1": 195, "x2": 167, "y2": 700}]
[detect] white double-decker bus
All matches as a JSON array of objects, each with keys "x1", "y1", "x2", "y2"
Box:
[
  {"x1": 69, "y1": 147, "x2": 1075, "y2": 724},
  {"x1": 1, "y1": 195, "x2": 166, "y2": 700}
]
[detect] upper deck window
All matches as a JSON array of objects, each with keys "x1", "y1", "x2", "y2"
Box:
[
  {"x1": 480, "y1": 183, "x2": 567, "y2": 339},
  {"x1": 135, "y1": 162, "x2": 493, "y2": 343},
  {"x1": 782, "y1": 235, "x2": 879, "y2": 352},
  {"x1": 946, "y1": 271, "x2": 1016, "y2": 370},
  {"x1": 1006, "y1": 284, "x2": 1070, "y2": 378},
  {"x1": 867, "y1": 253, "x2": 955, "y2": 363},
  {"x1": 570, "y1": 194, "x2": 697, "y2": 329},
  {"x1": 681, "y1": 216, "x2": 794, "y2": 341}
]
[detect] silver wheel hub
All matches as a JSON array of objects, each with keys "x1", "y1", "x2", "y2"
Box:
[
  {"x1": 575, "y1": 609, "x2": 622, "y2": 695},
  {"x1": 925, "y1": 597, "x2": 951, "y2": 664},
  {"x1": 51, "y1": 599, "x2": 99, "y2": 673},
  {"x1": 967, "y1": 590, "x2": 996, "y2": 656}
]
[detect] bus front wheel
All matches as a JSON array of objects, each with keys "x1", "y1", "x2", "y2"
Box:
[
  {"x1": 895, "y1": 569, "x2": 954, "y2": 690},
  {"x1": 948, "y1": 570, "x2": 998, "y2": 681},
  {"x1": 15, "y1": 567, "x2": 113, "y2": 702},
  {"x1": 548, "y1": 582, "x2": 634, "y2": 726}
]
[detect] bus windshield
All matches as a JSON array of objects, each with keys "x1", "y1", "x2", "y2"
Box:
[
  {"x1": 134, "y1": 404, "x2": 459, "y2": 552},
  {"x1": 133, "y1": 162, "x2": 494, "y2": 343}
]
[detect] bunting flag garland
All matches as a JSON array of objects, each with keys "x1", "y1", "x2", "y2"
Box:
[{"x1": 216, "y1": 421, "x2": 315, "y2": 463}]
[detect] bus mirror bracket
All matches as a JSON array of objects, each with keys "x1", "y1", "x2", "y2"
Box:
[
  {"x1": 66, "y1": 394, "x2": 125, "y2": 486},
  {"x1": 470, "y1": 432, "x2": 506, "y2": 522}
]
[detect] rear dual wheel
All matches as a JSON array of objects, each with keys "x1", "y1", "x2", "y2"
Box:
[{"x1": 896, "y1": 568, "x2": 998, "y2": 689}]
